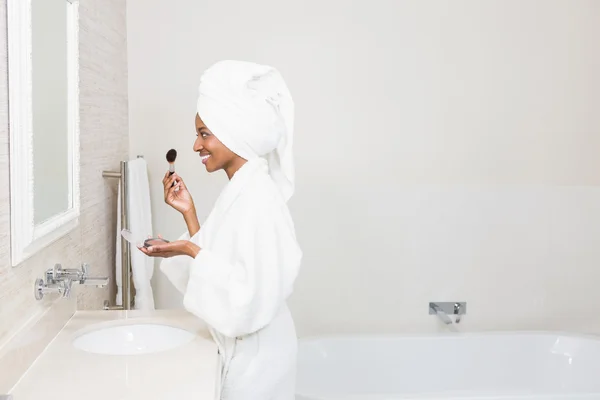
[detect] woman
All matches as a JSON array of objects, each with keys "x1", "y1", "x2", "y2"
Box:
[{"x1": 139, "y1": 60, "x2": 303, "y2": 400}]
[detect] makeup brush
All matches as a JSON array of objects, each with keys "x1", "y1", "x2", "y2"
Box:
[
  {"x1": 166, "y1": 149, "x2": 177, "y2": 174},
  {"x1": 166, "y1": 149, "x2": 177, "y2": 187}
]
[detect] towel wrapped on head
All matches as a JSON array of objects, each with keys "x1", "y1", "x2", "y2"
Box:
[{"x1": 196, "y1": 60, "x2": 295, "y2": 201}]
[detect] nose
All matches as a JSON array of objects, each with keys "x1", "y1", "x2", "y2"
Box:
[{"x1": 193, "y1": 136, "x2": 203, "y2": 152}]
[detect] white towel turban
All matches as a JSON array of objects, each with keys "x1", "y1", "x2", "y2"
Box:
[{"x1": 196, "y1": 60, "x2": 295, "y2": 201}]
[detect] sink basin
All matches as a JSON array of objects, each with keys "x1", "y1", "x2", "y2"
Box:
[{"x1": 72, "y1": 323, "x2": 196, "y2": 355}]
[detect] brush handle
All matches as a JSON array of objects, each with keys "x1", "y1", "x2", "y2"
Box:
[{"x1": 168, "y1": 163, "x2": 175, "y2": 185}]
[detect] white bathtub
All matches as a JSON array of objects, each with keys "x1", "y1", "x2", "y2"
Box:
[{"x1": 295, "y1": 332, "x2": 600, "y2": 400}]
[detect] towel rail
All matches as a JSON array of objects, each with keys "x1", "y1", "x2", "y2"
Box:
[{"x1": 101, "y1": 155, "x2": 143, "y2": 310}]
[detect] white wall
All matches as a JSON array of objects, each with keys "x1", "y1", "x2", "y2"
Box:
[{"x1": 127, "y1": 0, "x2": 600, "y2": 337}]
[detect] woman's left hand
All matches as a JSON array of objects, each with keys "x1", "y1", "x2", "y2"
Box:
[{"x1": 138, "y1": 240, "x2": 201, "y2": 258}]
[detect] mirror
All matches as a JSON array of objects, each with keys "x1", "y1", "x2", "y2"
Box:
[
  {"x1": 7, "y1": 0, "x2": 80, "y2": 266},
  {"x1": 32, "y1": 0, "x2": 71, "y2": 224}
]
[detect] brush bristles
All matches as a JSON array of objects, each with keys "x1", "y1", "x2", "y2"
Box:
[{"x1": 166, "y1": 149, "x2": 177, "y2": 163}]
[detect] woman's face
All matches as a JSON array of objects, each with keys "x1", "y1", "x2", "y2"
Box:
[{"x1": 193, "y1": 114, "x2": 244, "y2": 177}]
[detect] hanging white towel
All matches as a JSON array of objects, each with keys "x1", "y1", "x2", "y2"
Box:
[{"x1": 126, "y1": 158, "x2": 156, "y2": 310}]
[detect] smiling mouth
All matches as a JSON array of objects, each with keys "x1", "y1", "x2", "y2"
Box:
[{"x1": 200, "y1": 154, "x2": 211, "y2": 164}]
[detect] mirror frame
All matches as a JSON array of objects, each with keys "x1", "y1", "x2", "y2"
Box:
[{"x1": 7, "y1": 0, "x2": 80, "y2": 266}]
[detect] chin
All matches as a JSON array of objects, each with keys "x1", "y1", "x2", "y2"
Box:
[{"x1": 204, "y1": 162, "x2": 218, "y2": 173}]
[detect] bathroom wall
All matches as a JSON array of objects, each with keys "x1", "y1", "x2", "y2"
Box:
[
  {"x1": 0, "y1": 0, "x2": 128, "y2": 386},
  {"x1": 127, "y1": 0, "x2": 600, "y2": 336}
]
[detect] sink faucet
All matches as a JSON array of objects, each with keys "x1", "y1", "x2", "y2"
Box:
[
  {"x1": 58, "y1": 263, "x2": 109, "y2": 287},
  {"x1": 35, "y1": 263, "x2": 109, "y2": 300}
]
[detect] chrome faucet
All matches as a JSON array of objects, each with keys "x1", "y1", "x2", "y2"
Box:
[
  {"x1": 429, "y1": 301, "x2": 466, "y2": 329},
  {"x1": 57, "y1": 263, "x2": 109, "y2": 287},
  {"x1": 35, "y1": 263, "x2": 109, "y2": 300}
]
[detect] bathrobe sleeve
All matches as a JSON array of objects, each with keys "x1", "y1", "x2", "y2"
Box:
[{"x1": 182, "y1": 203, "x2": 302, "y2": 338}]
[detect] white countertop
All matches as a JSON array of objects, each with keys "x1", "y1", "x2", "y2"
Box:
[{"x1": 9, "y1": 309, "x2": 219, "y2": 400}]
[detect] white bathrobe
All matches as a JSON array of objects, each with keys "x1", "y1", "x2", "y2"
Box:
[{"x1": 160, "y1": 157, "x2": 302, "y2": 399}]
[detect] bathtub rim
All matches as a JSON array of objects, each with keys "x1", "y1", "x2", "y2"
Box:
[{"x1": 297, "y1": 329, "x2": 600, "y2": 344}]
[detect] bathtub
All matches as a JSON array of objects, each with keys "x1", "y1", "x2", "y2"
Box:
[{"x1": 295, "y1": 332, "x2": 600, "y2": 400}]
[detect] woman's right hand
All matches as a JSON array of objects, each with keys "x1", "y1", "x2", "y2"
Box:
[{"x1": 163, "y1": 171, "x2": 195, "y2": 216}]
